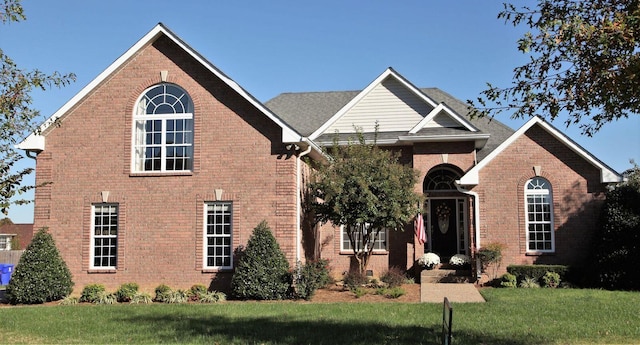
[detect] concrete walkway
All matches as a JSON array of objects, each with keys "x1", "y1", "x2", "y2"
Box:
[{"x1": 420, "y1": 283, "x2": 485, "y2": 303}]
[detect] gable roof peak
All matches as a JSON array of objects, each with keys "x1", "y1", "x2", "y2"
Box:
[{"x1": 17, "y1": 23, "x2": 304, "y2": 152}]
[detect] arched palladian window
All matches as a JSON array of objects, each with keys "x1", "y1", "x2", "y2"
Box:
[
  {"x1": 423, "y1": 166, "x2": 461, "y2": 192},
  {"x1": 525, "y1": 177, "x2": 554, "y2": 252},
  {"x1": 132, "y1": 84, "x2": 194, "y2": 172}
]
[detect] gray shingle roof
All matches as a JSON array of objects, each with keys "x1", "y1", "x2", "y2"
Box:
[{"x1": 265, "y1": 88, "x2": 515, "y2": 162}]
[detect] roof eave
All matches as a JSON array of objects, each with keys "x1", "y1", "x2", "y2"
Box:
[{"x1": 398, "y1": 134, "x2": 490, "y2": 149}]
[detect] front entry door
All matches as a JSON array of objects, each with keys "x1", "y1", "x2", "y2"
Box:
[{"x1": 429, "y1": 199, "x2": 458, "y2": 258}]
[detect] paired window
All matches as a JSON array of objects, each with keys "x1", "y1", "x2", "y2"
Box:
[
  {"x1": 341, "y1": 224, "x2": 387, "y2": 252},
  {"x1": 91, "y1": 204, "x2": 119, "y2": 269},
  {"x1": 204, "y1": 202, "x2": 233, "y2": 269},
  {"x1": 525, "y1": 177, "x2": 554, "y2": 252},
  {"x1": 133, "y1": 84, "x2": 194, "y2": 172}
]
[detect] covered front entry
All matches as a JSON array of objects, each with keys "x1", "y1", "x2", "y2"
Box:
[
  {"x1": 425, "y1": 198, "x2": 468, "y2": 258},
  {"x1": 422, "y1": 165, "x2": 469, "y2": 259}
]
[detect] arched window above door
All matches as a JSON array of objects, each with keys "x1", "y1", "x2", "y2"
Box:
[{"x1": 423, "y1": 166, "x2": 461, "y2": 192}]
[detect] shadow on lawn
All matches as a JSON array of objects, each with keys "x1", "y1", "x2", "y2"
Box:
[{"x1": 120, "y1": 312, "x2": 546, "y2": 345}]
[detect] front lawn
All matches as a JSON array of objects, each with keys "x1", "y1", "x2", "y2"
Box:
[{"x1": 1, "y1": 288, "x2": 638, "y2": 344}]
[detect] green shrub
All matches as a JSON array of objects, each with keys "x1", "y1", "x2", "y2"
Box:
[
  {"x1": 591, "y1": 168, "x2": 640, "y2": 290},
  {"x1": 6, "y1": 228, "x2": 74, "y2": 304},
  {"x1": 231, "y1": 221, "x2": 291, "y2": 300},
  {"x1": 115, "y1": 282, "x2": 139, "y2": 302},
  {"x1": 188, "y1": 284, "x2": 208, "y2": 301},
  {"x1": 375, "y1": 286, "x2": 406, "y2": 299},
  {"x1": 542, "y1": 271, "x2": 561, "y2": 288},
  {"x1": 80, "y1": 284, "x2": 106, "y2": 303},
  {"x1": 477, "y1": 242, "x2": 505, "y2": 280},
  {"x1": 352, "y1": 287, "x2": 368, "y2": 298},
  {"x1": 198, "y1": 291, "x2": 226, "y2": 303},
  {"x1": 499, "y1": 273, "x2": 517, "y2": 288},
  {"x1": 96, "y1": 291, "x2": 118, "y2": 305},
  {"x1": 293, "y1": 259, "x2": 332, "y2": 300},
  {"x1": 154, "y1": 284, "x2": 173, "y2": 302},
  {"x1": 59, "y1": 296, "x2": 79, "y2": 305},
  {"x1": 507, "y1": 265, "x2": 569, "y2": 283},
  {"x1": 380, "y1": 266, "x2": 407, "y2": 288},
  {"x1": 130, "y1": 292, "x2": 152, "y2": 304},
  {"x1": 343, "y1": 270, "x2": 368, "y2": 291},
  {"x1": 167, "y1": 290, "x2": 189, "y2": 303},
  {"x1": 519, "y1": 277, "x2": 540, "y2": 288}
]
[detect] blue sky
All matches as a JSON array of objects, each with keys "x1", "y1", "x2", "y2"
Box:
[{"x1": 3, "y1": 0, "x2": 639, "y2": 223}]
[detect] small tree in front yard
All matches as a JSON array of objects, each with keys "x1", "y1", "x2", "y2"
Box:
[
  {"x1": 231, "y1": 221, "x2": 291, "y2": 300},
  {"x1": 6, "y1": 227, "x2": 74, "y2": 304},
  {"x1": 310, "y1": 130, "x2": 421, "y2": 274}
]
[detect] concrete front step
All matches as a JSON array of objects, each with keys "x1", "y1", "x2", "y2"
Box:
[{"x1": 421, "y1": 267, "x2": 474, "y2": 283}]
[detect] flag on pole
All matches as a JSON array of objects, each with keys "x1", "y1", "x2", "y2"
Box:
[{"x1": 414, "y1": 213, "x2": 426, "y2": 244}]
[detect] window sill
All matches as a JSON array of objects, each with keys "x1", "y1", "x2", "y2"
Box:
[
  {"x1": 130, "y1": 171, "x2": 193, "y2": 177},
  {"x1": 87, "y1": 269, "x2": 117, "y2": 274},
  {"x1": 201, "y1": 268, "x2": 233, "y2": 273},
  {"x1": 525, "y1": 251, "x2": 555, "y2": 256},
  {"x1": 339, "y1": 251, "x2": 389, "y2": 256}
]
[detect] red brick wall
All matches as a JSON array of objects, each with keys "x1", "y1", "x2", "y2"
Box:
[
  {"x1": 473, "y1": 125, "x2": 607, "y2": 277},
  {"x1": 33, "y1": 35, "x2": 298, "y2": 293}
]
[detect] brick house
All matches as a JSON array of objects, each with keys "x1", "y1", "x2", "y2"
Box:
[{"x1": 17, "y1": 24, "x2": 622, "y2": 291}]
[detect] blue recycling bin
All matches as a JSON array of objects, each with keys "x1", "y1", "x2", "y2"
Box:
[{"x1": 0, "y1": 264, "x2": 14, "y2": 285}]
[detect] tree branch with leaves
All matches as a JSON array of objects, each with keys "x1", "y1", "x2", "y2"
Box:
[
  {"x1": 469, "y1": 0, "x2": 640, "y2": 136},
  {"x1": 309, "y1": 129, "x2": 421, "y2": 274},
  {"x1": 0, "y1": 0, "x2": 75, "y2": 214}
]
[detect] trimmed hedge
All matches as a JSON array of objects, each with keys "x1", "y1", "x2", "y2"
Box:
[{"x1": 507, "y1": 265, "x2": 569, "y2": 283}]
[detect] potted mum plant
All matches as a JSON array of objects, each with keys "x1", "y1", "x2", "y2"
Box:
[
  {"x1": 448, "y1": 254, "x2": 471, "y2": 269},
  {"x1": 418, "y1": 252, "x2": 440, "y2": 270}
]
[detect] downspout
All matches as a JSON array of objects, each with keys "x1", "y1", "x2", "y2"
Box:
[
  {"x1": 454, "y1": 181, "x2": 482, "y2": 278},
  {"x1": 296, "y1": 142, "x2": 313, "y2": 264}
]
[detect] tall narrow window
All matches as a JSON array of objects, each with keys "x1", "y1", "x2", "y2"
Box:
[
  {"x1": 91, "y1": 204, "x2": 118, "y2": 269},
  {"x1": 133, "y1": 84, "x2": 193, "y2": 172},
  {"x1": 525, "y1": 177, "x2": 554, "y2": 252},
  {"x1": 204, "y1": 202, "x2": 233, "y2": 269}
]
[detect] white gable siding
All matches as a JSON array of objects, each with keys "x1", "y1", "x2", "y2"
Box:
[
  {"x1": 325, "y1": 77, "x2": 433, "y2": 133},
  {"x1": 423, "y1": 111, "x2": 462, "y2": 128}
]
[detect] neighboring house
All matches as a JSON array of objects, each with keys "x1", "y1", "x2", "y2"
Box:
[
  {"x1": 17, "y1": 24, "x2": 622, "y2": 291},
  {"x1": 0, "y1": 223, "x2": 33, "y2": 251}
]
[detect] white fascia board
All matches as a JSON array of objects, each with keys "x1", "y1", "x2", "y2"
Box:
[
  {"x1": 408, "y1": 102, "x2": 479, "y2": 134},
  {"x1": 398, "y1": 133, "x2": 490, "y2": 148},
  {"x1": 458, "y1": 116, "x2": 623, "y2": 185},
  {"x1": 533, "y1": 119, "x2": 623, "y2": 183},
  {"x1": 309, "y1": 67, "x2": 439, "y2": 140},
  {"x1": 17, "y1": 23, "x2": 303, "y2": 150}
]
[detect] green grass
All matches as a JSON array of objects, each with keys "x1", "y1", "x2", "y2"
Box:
[{"x1": 0, "y1": 288, "x2": 639, "y2": 344}]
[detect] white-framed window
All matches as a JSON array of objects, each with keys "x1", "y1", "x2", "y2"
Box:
[
  {"x1": 132, "y1": 83, "x2": 194, "y2": 172},
  {"x1": 341, "y1": 224, "x2": 387, "y2": 252},
  {"x1": 91, "y1": 204, "x2": 118, "y2": 269},
  {"x1": 0, "y1": 235, "x2": 12, "y2": 250},
  {"x1": 525, "y1": 177, "x2": 554, "y2": 252},
  {"x1": 204, "y1": 202, "x2": 233, "y2": 269}
]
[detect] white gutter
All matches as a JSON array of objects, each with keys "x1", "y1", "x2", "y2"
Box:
[{"x1": 296, "y1": 141, "x2": 313, "y2": 263}]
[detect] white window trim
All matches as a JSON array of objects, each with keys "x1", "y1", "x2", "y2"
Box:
[
  {"x1": 203, "y1": 202, "x2": 233, "y2": 270},
  {"x1": 90, "y1": 204, "x2": 118, "y2": 270},
  {"x1": 524, "y1": 178, "x2": 555, "y2": 253},
  {"x1": 0, "y1": 234, "x2": 14, "y2": 251},
  {"x1": 131, "y1": 84, "x2": 194, "y2": 173},
  {"x1": 340, "y1": 224, "x2": 387, "y2": 252}
]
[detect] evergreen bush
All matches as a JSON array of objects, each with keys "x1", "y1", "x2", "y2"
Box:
[
  {"x1": 6, "y1": 228, "x2": 74, "y2": 304},
  {"x1": 293, "y1": 259, "x2": 332, "y2": 300},
  {"x1": 80, "y1": 284, "x2": 106, "y2": 303},
  {"x1": 591, "y1": 166, "x2": 640, "y2": 290},
  {"x1": 115, "y1": 282, "x2": 139, "y2": 302},
  {"x1": 231, "y1": 221, "x2": 291, "y2": 300},
  {"x1": 154, "y1": 284, "x2": 173, "y2": 302},
  {"x1": 343, "y1": 269, "x2": 368, "y2": 291},
  {"x1": 499, "y1": 273, "x2": 517, "y2": 288},
  {"x1": 507, "y1": 265, "x2": 569, "y2": 283},
  {"x1": 542, "y1": 271, "x2": 561, "y2": 288}
]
